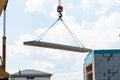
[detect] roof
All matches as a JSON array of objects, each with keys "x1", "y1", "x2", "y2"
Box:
[{"x1": 10, "y1": 69, "x2": 52, "y2": 77}]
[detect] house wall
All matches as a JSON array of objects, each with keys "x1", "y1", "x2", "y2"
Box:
[
  {"x1": 11, "y1": 77, "x2": 25, "y2": 80},
  {"x1": 10, "y1": 77, "x2": 50, "y2": 80},
  {"x1": 35, "y1": 77, "x2": 50, "y2": 80}
]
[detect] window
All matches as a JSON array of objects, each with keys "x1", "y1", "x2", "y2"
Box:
[{"x1": 26, "y1": 77, "x2": 34, "y2": 80}]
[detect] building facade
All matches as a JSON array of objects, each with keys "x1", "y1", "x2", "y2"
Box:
[
  {"x1": 10, "y1": 69, "x2": 52, "y2": 80},
  {"x1": 84, "y1": 49, "x2": 120, "y2": 80}
]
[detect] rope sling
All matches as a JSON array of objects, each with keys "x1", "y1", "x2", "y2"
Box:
[
  {"x1": 35, "y1": 0, "x2": 84, "y2": 48},
  {"x1": 24, "y1": 0, "x2": 92, "y2": 52}
]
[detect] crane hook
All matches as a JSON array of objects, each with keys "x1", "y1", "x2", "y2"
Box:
[{"x1": 57, "y1": 0, "x2": 63, "y2": 19}]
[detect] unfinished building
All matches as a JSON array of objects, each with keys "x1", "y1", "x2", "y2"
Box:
[{"x1": 84, "y1": 49, "x2": 120, "y2": 80}]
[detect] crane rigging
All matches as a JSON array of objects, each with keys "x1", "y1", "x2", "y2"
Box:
[{"x1": 24, "y1": 0, "x2": 92, "y2": 52}]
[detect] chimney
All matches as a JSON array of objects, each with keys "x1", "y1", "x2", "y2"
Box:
[{"x1": 19, "y1": 70, "x2": 21, "y2": 75}]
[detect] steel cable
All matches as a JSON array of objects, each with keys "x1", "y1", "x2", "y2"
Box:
[
  {"x1": 36, "y1": 19, "x2": 59, "y2": 41},
  {"x1": 61, "y1": 19, "x2": 85, "y2": 48}
]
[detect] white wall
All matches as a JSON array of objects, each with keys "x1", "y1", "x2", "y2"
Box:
[
  {"x1": 10, "y1": 77, "x2": 50, "y2": 80},
  {"x1": 35, "y1": 77, "x2": 50, "y2": 80},
  {"x1": 11, "y1": 77, "x2": 26, "y2": 80}
]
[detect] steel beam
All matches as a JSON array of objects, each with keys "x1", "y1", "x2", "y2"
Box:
[{"x1": 24, "y1": 41, "x2": 92, "y2": 52}]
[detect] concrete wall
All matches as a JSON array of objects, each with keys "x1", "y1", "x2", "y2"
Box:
[{"x1": 94, "y1": 53, "x2": 120, "y2": 80}]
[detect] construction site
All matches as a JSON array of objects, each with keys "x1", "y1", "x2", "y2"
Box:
[{"x1": 0, "y1": 0, "x2": 120, "y2": 80}]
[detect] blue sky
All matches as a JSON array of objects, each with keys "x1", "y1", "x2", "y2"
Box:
[{"x1": 0, "y1": 0, "x2": 120, "y2": 80}]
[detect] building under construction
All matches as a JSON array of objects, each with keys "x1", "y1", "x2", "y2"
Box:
[{"x1": 84, "y1": 49, "x2": 120, "y2": 80}]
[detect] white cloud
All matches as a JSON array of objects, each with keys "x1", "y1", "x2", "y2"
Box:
[
  {"x1": 15, "y1": 34, "x2": 34, "y2": 45},
  {"x1": 80, "y1": 20, "x2": 94, "y2": 29},
  {"x1": 7, "y1": 34, "x2": 35, "y2": 58},
  {"x1": 25, "y1": 0, "x2": 46, "y2": 13},
  {"x1": 36, "y1": 48, "x2": 72, "y2": 60},
  {"x1": 50, "y1": 4, "x2": 59, "y2": 19},
  {"x1": 33, "y1": 60, "x2": 55, "y2": 73},
  {"x1": 96, "y1": 0, "x2": 120, "y2": 18},
  {"x1": 66, "y1": 2, "x2": 75, "y2": 10},
  {"x1": 24, "y1": 0, "x2": 55, "y2": 14},
  {"x1": 98, "y1": 0, "x2": 120, "y2": 6},
  {"x1": 94, "y1": 12, "x2": 120, "y2": 29},
  {"x1": 96, "y1": 7, "x2": 109, "y2": 16},
  {"x1": 7, "y1": 45, "x2": 30, "y2": 58},
  {"x1": 105, "y1": 13, "x2": 120, "y2": 29},
  {"x1": 52, "y1": 71, "x2": 84, "y2": 80},
  {"x1": 80, "y1": 0, "x2": 93, "y2": 10}
]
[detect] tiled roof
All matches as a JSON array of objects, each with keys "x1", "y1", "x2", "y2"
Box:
[{"x1": 10, "y1": 69, "x2": 52, "y2": 77}]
